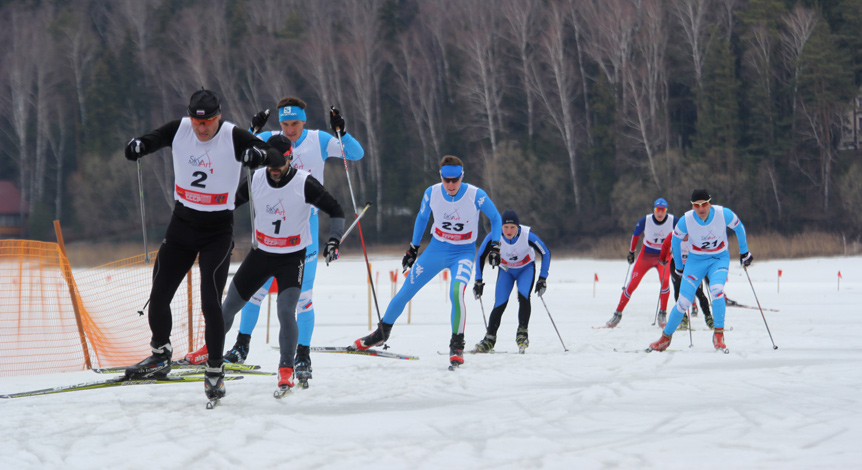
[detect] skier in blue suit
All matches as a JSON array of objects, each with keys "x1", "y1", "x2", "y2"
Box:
[{"x1": 649, "y1": 189, "x2": 753, "y2": 352}]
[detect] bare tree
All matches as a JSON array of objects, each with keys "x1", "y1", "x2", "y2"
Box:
[
  {"x1": 501, "y1": 0, "x2": 541, "y2": 140},
  {"x1": 622, "y1": 0, "x2": 667, "y2": 189},
  {"x1": 529, "y1": 1, "x2": 582, "y2": 210},
  {"x1": 568, "y1": 0, "x2": 593, "y2": 145},
  {"x1": 55, "y1": 4, "x2": 98, "y2": 128},
  {"x1": 669, "y1": 0, "x2": 714, "y2": 93},
  {"x1": 579, "y1": 0, "x2": 640, "y2": 110},
  {"x1": 780, "y1": 4, "x2": 817, "y2": 135}
]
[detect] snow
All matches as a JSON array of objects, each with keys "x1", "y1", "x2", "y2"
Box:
[{"x1": 2, "y1": 255, "x2": 861, "y2": 469}]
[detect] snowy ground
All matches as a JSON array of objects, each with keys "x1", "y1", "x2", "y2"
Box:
[{"x1": 1, "y1": 255, "x2": 861, "y2": 469}]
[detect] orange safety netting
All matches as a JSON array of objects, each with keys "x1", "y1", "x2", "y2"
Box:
[{"x1": 0, "y1": 240, "x2": 205, "y2": 377}]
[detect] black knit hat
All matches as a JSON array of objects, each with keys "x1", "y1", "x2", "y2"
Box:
[
  {"x1": 690, "y1": 189, "x2": 711, "y2": 203},
  {"x1": 501, "y1": 209, "x2": 520, "y2": 226},
  {"x1": 187, "y1": 89, "x2": 221, "y2": 119},
  {"x1": 266, "y1": 134, "x2": 293, "y2": 161}
]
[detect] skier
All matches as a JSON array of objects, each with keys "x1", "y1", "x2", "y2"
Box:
[
  {"x1": 472, "y1": 209, "x2": 551, "y2": 353},
  {"x1": 183, "y1": 97, "x2": 363, "y2": 389},
  {"x1": 350, "y1": 155, "x2": 502, "y2": 367},
  {"x1": 649, "y1": 189, "x2": 752, "y2": 352},
  {"x1": 217, "y1": 134, "x2": 344, "y2": 394},
  {"x1": 122, "y1": 89, "x2": 286, "y2": 402},
  {"x1": 659, "y1": 232, "x2": 714, "y2": 329},
  {"x1": 606, "y1": 198, "x2": 676, "y2": 328}
]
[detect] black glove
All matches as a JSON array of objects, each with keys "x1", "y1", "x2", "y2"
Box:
[
  {"x1": 740, "y1": 252, "x2": 753, "y2": 267},
  {"x1": 240, "y1": 146, "x2": 266, "y2": 167},
  {"x1": 324, "y1": 238, "x2": 340, "y2": 265},
  {"x1": 627, "y1": 251, "x2": 635, "y2": 264},
  {"x1": 659, "y1": 258, "x2": 668, "y2": 266},
  {"x1": 675, "y1": 268, "x2": 683, "y2": 277},
  {"x1": 535, "y1": 277, "x2": 547, "y2": 297},
  {"x1": 330, "y1": 106, "x2": 346, "y2": 137},
  {"x1": 250, "y1": 109, "x2": 270, "y2": 132},
  {"x1": 402, "y1": 243, "x2": 419, "y2": 272},
  {"x1": 125, "y1": 138, "x2": 145, "y2": 161},
  {"x1": 473, "y1": 280, "x2": 484, "y2": 300},
  {"x1": 488, "y1": 242, "x2": 501, "y2": 268}
]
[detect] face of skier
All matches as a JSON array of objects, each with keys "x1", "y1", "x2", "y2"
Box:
[
  {"x1": 502, "y1": 223, "x2": 519, "y2": 239},
  {"x1": 653, "y1": 206, "x2": 667, "y2": 222},
  {"x1": 268, "y1": 160, "x2": 292, "y2": 182},
  {"x1": 442, "y1": 175, "x2": 462, "y2": 196},
  {"x1": 279, "y1": 119, "x2": 305, "y2": 142},
  {"x1": 191, "y1": 114, "x2": 221, "y2": 142},
  {"x1": 692, "y1": 199, "x2": 711, "y2": 220}
]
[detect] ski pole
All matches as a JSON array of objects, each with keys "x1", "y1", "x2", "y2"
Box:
[
  {"x1": 137, "y1": 299, "x2": 150, "y2": 317},
  {"x1": 743, "y1": 265, "x2": 778, "y2": 350},
  {"x1": 246, "y1": 167, "x2": 258, "y2": 250},
  {"x1": 539, "y1": 295, "x2": 568, "y2": 352},
  {"x1": 332, "y1": 110, "x2": 386, "y2": 347},
  {"x1": 341, "y1": 202, "x2": 372, "y2": 243},
  {"x1": 478, "y1": 296, "x2": 488, "y2": 330},
  {"x1": 136, "y1": 157, "x2": 150, "y2": 263}
]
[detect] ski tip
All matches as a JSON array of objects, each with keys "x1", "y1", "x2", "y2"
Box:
[{"x1": 205, "y1": 399, "x2": 220, "y2": 409}]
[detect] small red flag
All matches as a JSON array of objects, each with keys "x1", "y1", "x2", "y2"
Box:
[
  {"x1": 268, "y1": 278, "x2": 279, "y2": 293},
  {"x1": 838, "y1": 271, "x2": 843, "y2": 279},
  {"x1": 594, "y1": 273, "x2": 599, "y2": 282},
  {"x1": 778, "y1": 270, "x2": 783, "y2": 277}
]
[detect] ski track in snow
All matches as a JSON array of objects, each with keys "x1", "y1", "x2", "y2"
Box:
[{"x1": 2, "y1": 256, "x2": 861, "y2": 469}]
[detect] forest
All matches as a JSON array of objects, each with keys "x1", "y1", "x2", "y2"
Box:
[{"x1": 1, "y1": 0, "x2": 860, "y2": 248}]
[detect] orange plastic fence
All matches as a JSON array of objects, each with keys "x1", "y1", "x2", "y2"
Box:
[{"x1": 0, "y1": 240, "x2": 205, "y2": 377}]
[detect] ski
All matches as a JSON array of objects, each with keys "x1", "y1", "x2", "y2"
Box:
[
  {"x1": 726, "y1": 300, "x2": 779, "y2": 312},
  {"x1": 448, "y1": 360, "x2": 462, "y2": 371},
  {"x1": 592, "y1": 325, "x2": 619, "y2": 329},
  {"x1": 206, "y1": 398, "x2": 221, "y2": 409},
  {"x1": 296, "y1": 371, "x2": 311, "y2": 389},
  {"x1": 716, "y1": 347, "x2": 730, "y2": 354},
  {"x1": 518, "y1": 346, "x2": 527, "y2": 354},
  {"x1": 93, "y1": 363, "x2": 262, "y2": 375},
  {"x1": 1, "y1": 374, "x2": 244, "y2": 399},
  {"x1": 439, "y1": 350, "x2": 510, "y2": 355},
  {"x1": 613, "y1": 348, "x2": 679, "y2": 354},
  {"x1": 312, "y1": 346, "x2": 419, "y2": 360},
  {"x1": 273, "y1": 386, "x2": 292, "y2": 399}
]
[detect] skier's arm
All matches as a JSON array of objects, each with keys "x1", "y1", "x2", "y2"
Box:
[
  {"x1": 723, "y1": 207, "x2": 749, "y2": 255},
  {"x1": 324, "y1": 131, "x2": 364, "y2": 161},
  {"x1": 136, "y1": 120, "x2": 182, "y2": 155},
  {"x1": 476, "y1": 189, "x2": 502, "y2": 240},
  {"x1": 629, "y1": 216, "x2": 646, "y2": 252},
  {"x1": 232, "y1": 127, "x2": 285, "y2": 168},
  {"x1": 305, "y1": 176, "x2": 346, "y2": 242},
  {"x1": 410, "y1": 187, "x2": 434, "y2": 247},
  {"x1": 672, "y1": 218, "x2": 688, "y2": 268},
  {"x1": 528, "y1": 232, "x2": 551, "y2": 279},
  {"x1": 474, "y1": 234, "x2": 493, "y2": 281}
]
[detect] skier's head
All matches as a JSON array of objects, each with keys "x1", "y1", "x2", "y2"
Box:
[
  {"x1": 277, "y1": 96, "x2": 307, "y2": 142},
  {"x1": 653, "y1": 197, "x2": 668, "y2": 221},
  {"x1": 501, "y1": 210, "x2": 521, "y2": 239},
  {"x1": 690, "y1": 189, "x2": 712, "y2": 218},
  {"x1": 440, "y1": 155, "x2": 464, "y2": 196},
  {"x1": 188, "y1": 88, "x2": 222, "y2": 142},
  {"x1": 266, "y1": 134, "x2": 294, "y2": 182}
]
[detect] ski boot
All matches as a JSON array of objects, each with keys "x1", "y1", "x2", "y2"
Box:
[
  {"x1": 224, "y1": 333, "x2": 250, "y2": 364},
  {"x1": 713, "y1": 328, "x2": 726, "y2": 350},
  {"x1": 179, "y1": 344, "x2": 208, "y2": 365},
  {"x1": 606, "y1": 311, "x2": 622, "y2": 328},
  {"x1": 704, "y1": 312, "x2": 715, "y2": 329},
  {"x1": 657, "y1": 310, "x2": 668, "y2": 328},
  {"x1": 473, "y1": 334, "x2": 496, "y2": 353},
  {"x1": 691, "y1": 304, "x2": 699, "y2": 318},
  {"x1": 677, "y1": 313, "x2": 690, "y2": 331},
  {"x1": 352, "y1": 322, "x2": 393, "y2": 351},
  {"x1": 448, "y1": 333, "x2": 465, "y2": 370},
  {"x1": 125, "y1": 341, "x2": 172, "y2": 379},
  {"x1": 295, "y1": 344, "x2": 312, "y2": 389},
  {"x1": 516, "y1": 327, "x2": 529, "y2": 354},
  {"x1": 204, "y1": 361, "x2": 225, "y2": 408},
  {"x1": 274, "y1": 367, "x2": 295, "y2": 399},
  {"x1": 649, "y1": 333, "x2": 672, "y2": 352}
]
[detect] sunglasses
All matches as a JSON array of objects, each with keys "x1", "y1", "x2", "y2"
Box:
[
  {"x1": 691, "y1": 200, "x2": 711, "y2": 208},
  {"x1": 442, "y1": 176, "x2": 461, "y2": 184},
  {"x1": 190, "y1": 115, "x2": 219, "y2": 124}
]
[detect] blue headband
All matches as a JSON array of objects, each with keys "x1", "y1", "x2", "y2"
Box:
[
  {"x1": 278, "y1": 106, "x2": 307, "y2": 122},
  {"x1": 440, "y1": 165, "x2": 464, "y2": 178}
]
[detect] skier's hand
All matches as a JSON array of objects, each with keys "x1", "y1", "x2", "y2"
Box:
[
  {"x1": 674, "y1": 268, "x2": 683, "y2": 277},
  {"x1": 324, "y1": 238, "x2": 340, "y2": 265},
  {"x1": 250, "y1": 109, "x2": 270, "y2": 133},
  {"x1": 535, "y1": 277, "x2": 547, "y2": 297},
  {"x1": 240, "y1": 146, "x2": 266, "y2": 167},
  {"x1": 659, "y1": 258, "x2": 668, "y2": 266},
  {"x1": 488, "y1": 242, "x2": 501, "y2": 268},
  {"x1": 740, "y1": 252, "x2": 753, "y2": 267},
  {"x1": 473, "y1": 280, "x2": 484, "y2": 300},
  {"x1": 125, "y1": 138, "x2": 145, "y2": 161},
  {"x1": 627, "y1": 251, "x2": 635, "y2": 264},
  {"x1": 330, "y1": 106, "x2": 346, "y2": 137},
  {"x1": 402, "y1": 243, "x2": 418, "y2": 272}
]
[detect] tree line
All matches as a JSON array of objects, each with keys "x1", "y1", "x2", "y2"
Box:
[{"x1": 1, "y1": 0, "x2": 860, "y2": 247}]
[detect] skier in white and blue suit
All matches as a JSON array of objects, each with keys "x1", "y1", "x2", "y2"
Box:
[
  {"x1": 351, "y1": 155, "x2": 502, "y2": 367},
  {"x1": 472, "y1": 209, "x2": 551, "y2": 353},
  {"x1": 649, "y1": 189, "x2": 753, "y2": 352},
  {"x1": 221, "y1": 97, "x2": 363, "y2": 384}
]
